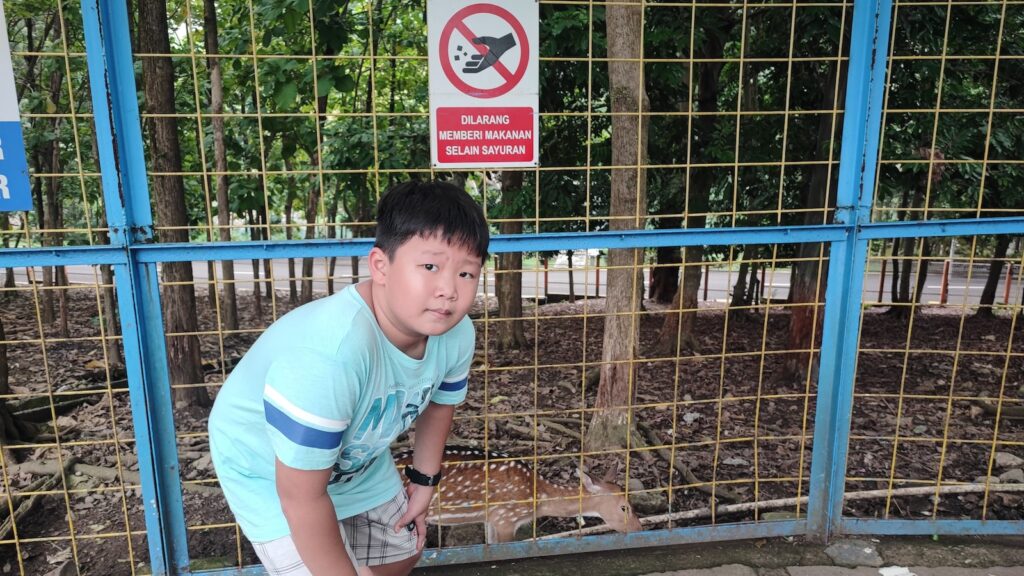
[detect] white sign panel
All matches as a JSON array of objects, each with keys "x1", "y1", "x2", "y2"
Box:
[
  {"x1": 428, "y1": 0, "x2": 539, "y2": 168},
  {"x1": 0, "y1": 1, "x2": 31, "y2": 212}
]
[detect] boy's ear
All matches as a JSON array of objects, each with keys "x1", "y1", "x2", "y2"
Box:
[{"x1": 368, "y1": 246, "x2": 389, "y2": 284}]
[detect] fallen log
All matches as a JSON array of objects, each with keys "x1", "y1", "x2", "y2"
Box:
[
  {"x1": 540, "y1": 482, "x2": 1024, "y2": 539},
  {"x1": 7, "y1": 459, "x2": 221, "y2": 497},
  {"x1": 0, "y1": 457, "x2": 78, "y2": 541}
]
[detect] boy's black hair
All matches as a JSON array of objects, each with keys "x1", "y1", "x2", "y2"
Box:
[{"x1": 374, "y1": 180, "x2": 489, "y2": 261}]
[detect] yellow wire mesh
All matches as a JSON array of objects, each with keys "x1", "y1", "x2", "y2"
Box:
[
  {"x1": 849, "y1": 234, "x2": 1023, "y2": 520},
  {"x1": 844, "y1": 0, "x2": 1024, "y2": 523},
  {"x1": 0, "y1": 272, "x2": 140, "y2": 574},
  {"x1": 1, "y1": 0, "x2": 142, "y2": 573},
  {"x1": 4, "y1": 0, "x2": 1023, "y2": 573}
]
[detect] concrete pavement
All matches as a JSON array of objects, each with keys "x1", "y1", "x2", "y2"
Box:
[{"x1": 644, "y1": 567, "x2": 1024, "y2": 576}]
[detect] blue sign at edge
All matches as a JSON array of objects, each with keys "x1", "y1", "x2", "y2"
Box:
[{"x1": 0, "y1": 121, "x2": 32, "y2": 212}]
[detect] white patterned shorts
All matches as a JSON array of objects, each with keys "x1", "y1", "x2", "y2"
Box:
[{"x1": 251, "y1": 490, "x2": 419, "y2": 574}]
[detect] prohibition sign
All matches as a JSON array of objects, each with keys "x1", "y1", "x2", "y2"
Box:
[{"x1": 439, "y1": 4, "x2": 529, "y2": 99}]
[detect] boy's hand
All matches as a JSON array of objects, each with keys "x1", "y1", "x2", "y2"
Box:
[{"x1": 395, "y1": 483, "x2": 433, "y2": 550}]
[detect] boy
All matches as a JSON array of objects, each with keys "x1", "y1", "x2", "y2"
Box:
[{"x1": 208, "y1": 180, "x2": 488, "y2": 576}]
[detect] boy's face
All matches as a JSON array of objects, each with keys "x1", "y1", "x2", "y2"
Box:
[{"x1": 370, "y1": 233, "x2": 483, "y2": 350}]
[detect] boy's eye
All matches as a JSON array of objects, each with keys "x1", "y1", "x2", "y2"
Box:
[
  {"x1": 423, "y1": 264, "x2": 437, "y2": 272},
  {"x1": 459, "y1": 271, "x2": 476, "y2": 279}
]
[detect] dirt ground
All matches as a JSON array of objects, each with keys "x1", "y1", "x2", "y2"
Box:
[{"x1": 0, "y1": 288, "x2": 1021, "y2": 575}]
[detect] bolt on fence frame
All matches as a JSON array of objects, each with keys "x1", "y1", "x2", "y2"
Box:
[{"x1": 0, "y1": 0, "x2": 1017, "y2": 573}]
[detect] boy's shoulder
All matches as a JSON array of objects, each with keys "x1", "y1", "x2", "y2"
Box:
[{"x1": 264, "y1": 286, "x2": 380, "y2": 359}]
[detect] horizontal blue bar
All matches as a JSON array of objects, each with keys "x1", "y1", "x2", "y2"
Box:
[
  {"x1": 193, "y1": 567, "x2": 268, "y2": 576},
  {"x1": 0, "y1": 245, "x2": 126, "y2": 268},
  {"x1": 192, "y1": 520, "x2": 806, "y2": 575},
  {"x1": 419, "y1": 520, "x2": 805, "y2": 567},
  {"x1": 860, "y1": 216, "x2": 1024, "y2": 240},
  {"x1": 840, "y1": 518, "x2": 1024, "y2": 536},
  {"x1": 132, "y1": 238, "x2": 374, "y2": 262},
  {"x1": 133, "y1": 225, "x2": 847, "y2": 264},
  {"x1": 4, "y1": 217, "x2": 1022, "y2": 270}
]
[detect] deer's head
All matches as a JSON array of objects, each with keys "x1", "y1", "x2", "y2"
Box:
[{"x1": 579, "y1": 469, "x2": 643, "y2": 534}]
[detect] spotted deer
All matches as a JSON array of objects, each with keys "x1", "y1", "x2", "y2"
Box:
[{"x1": 394, "y1": 446, "x2": 643, "y2": 543}]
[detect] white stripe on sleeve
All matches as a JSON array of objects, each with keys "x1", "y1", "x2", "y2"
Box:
[{"x1": 263, "y1": 385, "x2": 349, "y2": 431}]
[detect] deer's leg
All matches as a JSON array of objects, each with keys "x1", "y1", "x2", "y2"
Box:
[{"x1": 487, "y1": 512, "x2": 519, "y2": 544}]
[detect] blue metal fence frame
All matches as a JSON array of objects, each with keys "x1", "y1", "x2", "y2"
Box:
[
  {"x1": 0, "y1": 0, "x2": 1019, "y2": 572},
  {"x1": 81, "y1": 0, "x2": 190, "y2": 572}
]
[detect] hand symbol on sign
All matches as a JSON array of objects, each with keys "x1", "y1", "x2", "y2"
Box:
[{"x1": 462, "y1": 33, "x2": 516, "y2": 74}]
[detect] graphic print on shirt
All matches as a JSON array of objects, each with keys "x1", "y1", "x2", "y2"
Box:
[{"x1": 328, "y1": 383, "x2": 434, "y2": 485}]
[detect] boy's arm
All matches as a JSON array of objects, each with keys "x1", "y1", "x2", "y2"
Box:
[
  {"x1": 276, "y1": 459, "x2": 358, "y2": 576},
  {"x1": 395, "y1": 401, "x2": 454, "y2": 549}
]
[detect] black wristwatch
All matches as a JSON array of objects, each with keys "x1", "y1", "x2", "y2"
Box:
[{"x1": 404, "y1": 464, "x2": 443, "y2": 487}]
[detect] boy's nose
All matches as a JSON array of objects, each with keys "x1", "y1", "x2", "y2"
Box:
[{"x1": 437, "y1": 275, "x2": 458, "y2": 300}]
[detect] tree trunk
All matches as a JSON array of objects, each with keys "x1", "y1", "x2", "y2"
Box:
[
  {"x1": 888, "y1": 187, "x2": 924, "y2": 317},
  {"x1": 46, "y1": 109, "x2": 69, "y2": 338},
  {"x1": 732, "y1": 258, "x2": 750, "y2": 308},
  {"x1": 281, "y1": 160, "x2": 298, "y2": 302},
  {"x1": 139, "y1": 0, "x2": 210, "y2": 409},
  {"x1": 0, "y1": 317, "x2": 8, "y2": 395},
  {"x1": 248, "y1": 211, "x2": 264, "y2": 323},
  {"x1": 206, "y1": 261, "x2": 217, "y2": 310},
  {"x1": 55, "y1": 266, "x2": 69, "y2": 339},
  {"x1": 259, "y1": 199, "x2": 273, "y2": 296},
  {"x1": 897, "y1": 233, "x2": 917, "y2": 304},
  {"x1": 300, "y1": 175, "x2": 321, "y2": 304},
  {"x1": 0, "y1": 316, "x2": 36, "y2": 462},
  {"x1": 658, "y1": 244, "x2": 704, "y2": 355},
  {"x1": 914, "y1": 238, "x2": 931, "y2": 304},
  {"x1": 567, "y1": 250, "x2": 576, "y2": 301},
  {"x1": 889, "y1": 235, "x2": 901, "y2": 305},
  {"x1": 586, "y1": 0, "x2": 649, "y2": 452},
  {"x1": 655, "y1": 15, "x2": 727, "y2": 356},
  {"x1": 100, "y1": 263, "x2": 121, "y2": 364},
  {"x1": 782, "y1": 60, "x2": 847, "y2": 379},
  {"x1": 495, "y1": 171, "x2": 528, "y2": 351},
  {"x1": 300, "y1": 94, "x2": 329, "y2": 304},
  {"x1": 1, "y1": 215, "x2": 14, "y2": 288},
  {"x1": 977, "y1": 235, "x2": 1011, "y2": 317},
  {"x1": 38, "y1": 114, "x2": 58, "y2": 326},
  {"x1": 204, "y1": 0, "x2": 238, "y2": 330},
  {"x1": 747, "y1": 261, "x2": 761, "y2": 305},
  {"x1": 326, "y1": 190, "x2": 340, "y2": 295},
  {"x1": 649, "y1": 245, "x2": 680, "y2": 304}
]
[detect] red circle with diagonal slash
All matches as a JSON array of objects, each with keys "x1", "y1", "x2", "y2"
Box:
[{"x1": 439, "y1": 4, "x2": 529, "y2": 99}]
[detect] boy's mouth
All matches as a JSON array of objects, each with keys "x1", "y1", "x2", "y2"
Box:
[{"x1": 427, "y1": 308, "x2": 452, "y2": 318}]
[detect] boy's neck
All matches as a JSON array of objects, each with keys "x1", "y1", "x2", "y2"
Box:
[{"x1": 356, "y1": 281, "x2": 428, "y2": 359}]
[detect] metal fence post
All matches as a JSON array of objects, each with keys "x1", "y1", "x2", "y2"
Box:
[
  {"x1": 81, "y1": 0, "x2": 190, "y2": 572},
  {"x1": 806, "y1": 0, "x2": 893, "y2": 541}
]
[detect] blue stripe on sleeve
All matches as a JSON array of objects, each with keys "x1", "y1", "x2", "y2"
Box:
[
  {"x1": 264, "y1": 401, "x2": 345, "y2": 450},
  {"x1": 438, "y1": 378, "x2": 467, "y2": 392}
]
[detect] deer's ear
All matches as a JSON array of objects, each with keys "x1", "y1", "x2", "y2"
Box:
[
  {"x1": 602, "y1": 463, "x2": 620, "y2": 484},
  {"x1": 580, "y1": 470, "x2": 599, "y2": 493}
]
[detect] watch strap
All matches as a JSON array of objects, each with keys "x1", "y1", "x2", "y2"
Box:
[{"x1": 404, "y1": 464, "x2": 442, "y2": 487}]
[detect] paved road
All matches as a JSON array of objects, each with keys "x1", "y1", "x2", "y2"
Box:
[{"x1": 7, "y1": 258, "x2": 1019, "y2": 308}]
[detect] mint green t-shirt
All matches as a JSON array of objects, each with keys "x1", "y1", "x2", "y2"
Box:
[{"x1": 208, "y1": 285, "x2": 473, "y2": 542}]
